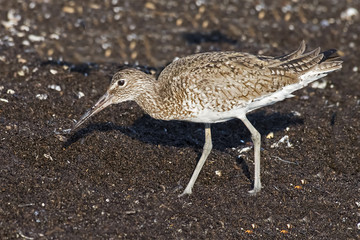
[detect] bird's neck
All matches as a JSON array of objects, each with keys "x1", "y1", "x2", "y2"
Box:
[{"x1": 134, "y1": 77, "x2": 170, "y2": 120}]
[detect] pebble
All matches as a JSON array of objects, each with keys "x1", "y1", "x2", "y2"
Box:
[
  {"x1": 20, "y1": 25, "x2": 30, "y2": 31},
  {"x1": 114, "y1": 14, "x2": 121, "y2": 20},
  {"x1": 105, "y1": 49, "x2": 112, "y2": 57},
  {"x1": 17, "y1": 70, "x2": 25, "y2": 76},
  {"x1": 353, "y1": 66, "x2": 358, "y2": 72},
  {"x1": 266, "y1": 132, "x2": 274, "y2": 139},
  {"x1": 47, "y1": 49, "x2": 54, "y2": 56},
  {"x1": 89, "y1": 3, "x2": 101, "y2": 9},
  {"x1": 258, "y1": 11, "x2": 265, "y2": 20},
  {"x1": 36, "y1": 94, "x2": 48, "y2": 100},
  {"x1": 63, "y1": 6, "x2": 75, "y2": 14},
  {"x1": 320, "y1": 19, "x2": 329, "y2": 27},
  {"x1": 29, "y1": 2, "x2": 36, "y2": 9},
  {"x1": 300, "y1": 95, "x2": 310, "y2": 100},
  {"x1": 202, "y1": 20, "x2": 209, "y2": 28},
  {"x1": 176, "y1": 18, "x2": 183, "y2": 26},
  {"x1": 2, "y1": 36, "x2": 15, "y2": 47},
  {"x1": 22, "y1": 40, "x2": 30, "y2": 46},
  {"x1": 291, "y1": 111, "x2": 301, "y2": 117},
  {"x1": 56, "y1": 135, "x2": 67, "y2": 142},
  {"x1": 255, "y1": 3, "x2": 265, "y2": 12},
  {"x1": 0, "y1": 98, "x2": 9, "y2": 103},
  {"x1": 49, "y1": 33, "x2": 60, "y2": 40},
  {"x1": 16, "y1": 32, "x2": 26, "y2": 37},
  {"x1": 131, "y1": 51, "x2": 138, "y2": 59},
  {"x1": 145, "y1": 2, "x2": 156, "y2": 10},
  {"x1": 129, "y1": 41, "x2": 136, "y2": 50}
]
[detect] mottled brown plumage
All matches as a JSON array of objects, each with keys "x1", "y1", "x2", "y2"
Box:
[{"x1": 73, "y1": 41, "x2": 342, "y2": 196}]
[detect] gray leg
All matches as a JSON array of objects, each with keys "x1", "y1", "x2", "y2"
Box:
[
  {"x1": 238, "y1": 115, "x2": 262, "y2": 194},
  {"x1": 179, "y1": 123, "x2": 212, "y2": 197}
]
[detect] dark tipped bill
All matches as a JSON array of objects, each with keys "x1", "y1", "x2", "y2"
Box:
[{"x1": 72, "y1": 92, "x2": 113, "y2": 131}]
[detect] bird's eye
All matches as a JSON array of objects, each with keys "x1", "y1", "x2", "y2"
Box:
[{"x1": 117, "y1": 79, "x2": 125, "y2": 86}]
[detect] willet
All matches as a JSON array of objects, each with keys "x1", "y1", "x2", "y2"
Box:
[{"x1": 72, "y1": 41, "x2": 342, "y2": 196}]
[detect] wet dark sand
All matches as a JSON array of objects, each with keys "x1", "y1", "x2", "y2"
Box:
[{"x1": 1, "y1": 0, "x2": 359, "y2": 239}]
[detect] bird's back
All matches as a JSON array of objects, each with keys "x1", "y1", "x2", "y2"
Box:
[{"x1": 155, "y1": 41, "x2": 342, "y2": 122}]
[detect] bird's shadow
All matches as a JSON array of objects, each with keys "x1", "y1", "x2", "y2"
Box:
[
  {"x1": 64, "y1": 110, "x2": 303, "y2": 151},
  {"x1": 64, "y1": 111, "x2": 303, "y2": 187}
]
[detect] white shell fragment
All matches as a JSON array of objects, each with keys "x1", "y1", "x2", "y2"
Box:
[
  {"x1": 17, "y1": 70, "x2": 25, "y2": 76},
  {"x1": 311, "y1": 79, "x2": 327, "y2": 89},
  {"x1": 48, "y1": 84, "x2": 61, "y2": 91},
  {"x1": 1, "y1": 9, "x2": 21, "y2": 29},
  {"x1": 43, "y1": 153, "x2": 53, "y2": 161},
  {"x1": 22, "y1": 40, "x2": 30, "y2": 46},
  {"x1": 238, "y1": 146, "x2": 252, "y2": 154},
  {"x1": 49, "y1": 33, "x2": 60, "y2": 40},
  {"x1": 50, "y1": 69, "x2": 58, "y2": 75},
  {"x1": 28, "y1": 34, "x2": 45, "y2": 42},
  {"x1": 7, "y1": 89, "x2": 15, "y2": 94},
  {"x1": 76, "y1": 91, "x2": 85, "y2": 99},
  {"x1": 36, "y1": 93, "x2": 48, "y2": 100},
  {"x1": 340, "y1": 7, "x2": 359, "y2": 21},
  {"x1": 271, "y1": 135, "x2": 293, "y2": 148}
]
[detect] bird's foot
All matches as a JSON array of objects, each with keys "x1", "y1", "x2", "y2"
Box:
[
  {"x1": 248, "y1": 183, "x2": 262, "y2": 195},
  {"x1": 178, "y1": 188, "x2": 192, "y2": 197}
]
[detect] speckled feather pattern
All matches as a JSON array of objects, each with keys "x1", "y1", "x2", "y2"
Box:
[{"x1": 110, "y1": 41, "x2": 342, "y2": 123}]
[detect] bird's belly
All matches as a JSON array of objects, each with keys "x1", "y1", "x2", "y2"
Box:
[{"x1": 182, "y1": 107, "x2": 248, "y2": 123}]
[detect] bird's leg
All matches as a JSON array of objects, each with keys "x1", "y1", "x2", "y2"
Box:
[
  {"x1": 179, "y1": 123, "x2": 212, "y2": 197},
  {"x1": 238, "y1": 115, "x2": 262, "y2": 194}
]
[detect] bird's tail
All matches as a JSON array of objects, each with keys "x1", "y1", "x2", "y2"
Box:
[
  {"x1": 298, "y1": 48, "x2": 342, "y2": 83},
  {"x1": 272, "y1": 41, "x2": 343, "y2": 84}
]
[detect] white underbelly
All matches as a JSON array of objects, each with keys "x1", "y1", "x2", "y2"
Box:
[{"x1": 185, "y1": 107, "x2": 248, "y2": 123}]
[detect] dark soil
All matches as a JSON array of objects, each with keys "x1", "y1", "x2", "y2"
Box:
[{"x1": 1, "y1": 0, "x2": 359, "y2": 239}]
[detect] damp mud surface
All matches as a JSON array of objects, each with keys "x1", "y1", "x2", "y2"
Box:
[{"x1": 1, "y1": 0, "x2": 359, "y2": 239}]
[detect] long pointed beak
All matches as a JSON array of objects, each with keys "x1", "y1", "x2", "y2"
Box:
[{"x1": 72, "y1": 92, "x2": 113, "y2": 131}]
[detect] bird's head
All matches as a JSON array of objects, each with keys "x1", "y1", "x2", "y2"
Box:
[{"x1": 72, "y1": 68, "x2": 153, "y2": 131}]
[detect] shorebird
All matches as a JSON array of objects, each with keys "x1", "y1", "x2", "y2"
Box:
[{"x1": 72, "y1": 41, "x2": 342, "y2": 196}]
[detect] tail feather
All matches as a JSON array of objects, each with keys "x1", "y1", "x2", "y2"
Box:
[
  {"x1": 282, "y1": 47, "x2": 322, "y2": 72},
  {"x1": 299, "y1": 48, "x2": 342, "y2": 82},
  {"x1": 320, "y1": 49, "x2": 337, "y2": 62},
  {"x1": 275, "y1": 40, "x2": 306, "y2": 62},
  {"x1": 247, "y1": 42, "x2": 342, "y2": 112},
  {"x1": 269, "y1": 41, "x2": 342, "y2": 77}
]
